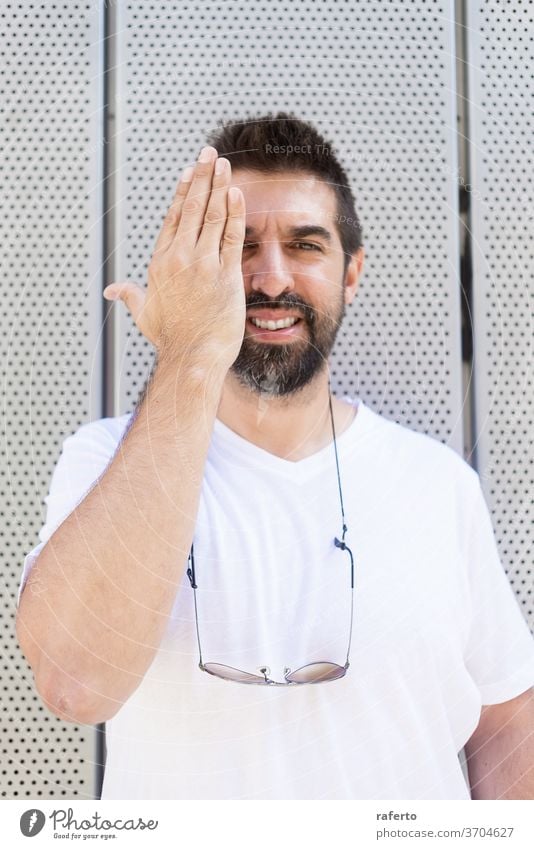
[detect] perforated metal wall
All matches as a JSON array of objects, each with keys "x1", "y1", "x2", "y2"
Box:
[
  {"x1": 0, "y1": 2, "x2": 103, "y2": 798},
  {"x1": 467, "y1": 2, "x2": 533, "y2": 627},
  {"x1": 112, "y1": 0, "x2": 465, "y2": 453}
]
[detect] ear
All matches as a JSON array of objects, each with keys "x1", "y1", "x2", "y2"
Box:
[{"x1": 343, "y1": 247, "x2": 364, "y2": 305}]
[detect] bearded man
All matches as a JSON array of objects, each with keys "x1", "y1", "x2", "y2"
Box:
[{"x1": 17, "y1": 114, "x2": 534, "y2": 801}]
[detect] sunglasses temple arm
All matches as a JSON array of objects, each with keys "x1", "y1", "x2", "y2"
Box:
[
  {"x1": 344, "y1": 585, "x2": 355, "y2": 667},
  {"x1": 187, "y1": 544, "x2": 204, "y2": 667},
  {"x1": 334, "y1": 537, "x2": 355, "y2": 589},
  {"x1": 335, "y1": 537, "x2": 355, "y2": 667},
  {"x1": 187, "y1": 542, "x2": 197, "y2": 588}
]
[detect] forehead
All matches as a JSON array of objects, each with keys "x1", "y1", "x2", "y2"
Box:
[{"x1": 229, "y1": 168, "x2": 339, "y2": 232}]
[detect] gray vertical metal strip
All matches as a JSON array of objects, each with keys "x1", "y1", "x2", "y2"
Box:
[
  {"x1": 97, "y1": 0, "x2": 120, "y2": 800},
  {"x1": 466, "y1": 3, "x2": 533, "y2": 628},
  {"x1": 112, "y1": 0, "x2": 464, "y2": 453},
  {"x1": 1, "y1": 1, "x2": 104, "y2": 798},
  {"x1": 102, "y1": 0, "x2": 119, "y2": 422}
]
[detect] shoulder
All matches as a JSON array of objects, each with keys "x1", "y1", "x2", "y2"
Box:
[{"x1": 357, "y1": 400, "x2": 480, "y2": 493}]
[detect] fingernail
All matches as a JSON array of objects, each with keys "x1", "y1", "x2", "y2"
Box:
[
  {"x1": 181, "y1": 165, "x2": 194, "y2": 182},
  {"x1": 199, "y1": 146, "x2": 216, "y2": 163},
  {"x1": 228, "y1": 187, "x2": 241, "y2": 203},
  {"x1": 215, "y1": 157, "x2": 228, "y2": 175}
]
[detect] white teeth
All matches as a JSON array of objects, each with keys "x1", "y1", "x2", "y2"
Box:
[{"x1": 250, "y1": 317, "x2": 299, "y2": 330}]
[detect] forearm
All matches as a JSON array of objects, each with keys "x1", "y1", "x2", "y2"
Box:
[
  {"x1": 17, "y1": 357, "x2": 226, "y2": 723},
  {"x1": 467, "y1": 725, "x2": 534, "y2": 799}
]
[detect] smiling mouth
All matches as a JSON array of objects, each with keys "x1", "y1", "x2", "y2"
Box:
[
  {"x1": 245, "y1": 315, "x2": 305, "y2": 339},
  {"x1": 249, "y1": 316, "x2": 301, "y2": 330}
]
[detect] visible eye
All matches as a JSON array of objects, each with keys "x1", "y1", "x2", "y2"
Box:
[
  {"x1": 242, "y1": 241, "x2": 323, "y2": 252},
  {"x1": 291, "y1": 242, "x2": 323, "y2": 251}
]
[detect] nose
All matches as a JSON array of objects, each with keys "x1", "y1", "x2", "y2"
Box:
[{"x1": 246, "y1": 241, "x2": 294, "y2": 298}]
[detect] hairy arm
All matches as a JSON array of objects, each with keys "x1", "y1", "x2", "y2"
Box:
[
  {"x1": 16, "y1": 362, "x2": 226, "y2": 724},
  {"x1": 16, "y1": 148, "x2": 246, "y2": 725}
]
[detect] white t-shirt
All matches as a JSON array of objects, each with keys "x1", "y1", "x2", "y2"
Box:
[{"x1": 18, "y1": 398, "x2": 534, "y2": 800}]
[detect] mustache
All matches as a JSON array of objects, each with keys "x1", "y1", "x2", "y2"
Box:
[{"x1": 245, "y1": 293, "x2": 315, "y2": 325}]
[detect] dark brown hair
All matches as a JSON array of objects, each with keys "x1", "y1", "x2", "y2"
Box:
[{"x1": 207, "y1": 112, "x2": 363, "y2": 271}]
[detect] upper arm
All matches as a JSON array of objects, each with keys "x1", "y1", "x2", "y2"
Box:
[{"x1": 16, "y1": 417, "x2": 129, "y2": 608}]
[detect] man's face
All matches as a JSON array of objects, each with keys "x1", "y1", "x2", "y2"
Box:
[{"x1": 228, "y1": 168, "x2": 362, "y2": 397}]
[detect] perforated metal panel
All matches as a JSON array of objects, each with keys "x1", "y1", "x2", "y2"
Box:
[
  {"x1": 113, "y1": 0, "x2": 464, "y2": 453},
  {"x1": 0, "y1": 1, "x2": 103, "y2": 798},
  {"x1": 466, "y1": 3, "x2": 533, "y2": 627}
]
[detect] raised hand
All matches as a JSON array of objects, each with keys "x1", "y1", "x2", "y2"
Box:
[{"x1": 104, "y1": 146, "x2": 247, "y2": 371}]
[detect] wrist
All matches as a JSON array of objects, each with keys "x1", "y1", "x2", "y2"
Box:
[{"x1": 154, "y1": 349, "x2": 229, "y2": 395}]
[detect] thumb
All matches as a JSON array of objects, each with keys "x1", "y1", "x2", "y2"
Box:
[
  {"x1": 104, "y1": 282, "x2": 146, "y2": 323},
  {"x1": 104, "y1": 282, "x2": 157, "y2": 346}
]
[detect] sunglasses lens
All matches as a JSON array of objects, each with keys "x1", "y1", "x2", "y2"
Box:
[
  {"x1": 285, "y1": 662, "x2": 346, "y2": 683},
  {"x1": 203, "y1": 663, "x2": 268, "y2": 683}
]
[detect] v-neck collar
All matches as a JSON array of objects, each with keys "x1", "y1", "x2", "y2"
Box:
[{"x1": 211, "y1": 396, "x2": 368, "y2": 482}]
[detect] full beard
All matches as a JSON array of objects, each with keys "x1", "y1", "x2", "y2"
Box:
[{"x1": 230, "y1": 292, "x2": 345, "y2": 397}]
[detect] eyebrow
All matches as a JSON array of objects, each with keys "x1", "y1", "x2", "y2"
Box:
[{"x1": 244, "y1": 225, "x2": 333, "y2": 244}]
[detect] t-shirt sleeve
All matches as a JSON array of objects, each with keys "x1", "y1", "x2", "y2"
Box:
[
  {"x1": 463, "y1": 477, "x2": 534, "y2": 705},
  {"x1": 17, "y1": 417, "x2": 129, "y2": 608}
]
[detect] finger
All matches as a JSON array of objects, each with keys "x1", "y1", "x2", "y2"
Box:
[
  {"x1": 153, "y1": 164, "x2": 194, "y2": 256},
  {"x1": 103, "y1": 282, "x2": 146, "y2": 324},
  {"x1": 175, "y1": 146, "x2": 218, "y2": 247},
  {"x1": 196, "y1": 157, "x2": 231, "y2": 254},
  {"x1": 220, "y1": 187, "x2": 246, "y2": 265}
]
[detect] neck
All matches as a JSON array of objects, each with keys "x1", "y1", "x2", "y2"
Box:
[{"x1": 216, "y1": 368, "x2": 357, "y2": 462}]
